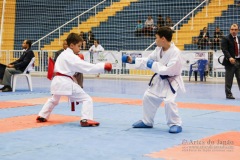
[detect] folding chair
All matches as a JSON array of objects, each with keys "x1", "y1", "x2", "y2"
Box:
[{"x1": 11, "y1": 57, "x2": 35, "y2": 92}]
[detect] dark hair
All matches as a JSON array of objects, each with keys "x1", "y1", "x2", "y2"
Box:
[
  {"x1": 66, "y1": 33, "x2": 83, "y2": 46},
  {"x1": 25, "y1": 40, "x2": 32, "y2": 48},
  {"x1": 156, "y1": 26, "x2": 173, "y2": 41},
  {"x1": 94, "y1": 39, "x2": 99, "y2": 44}
]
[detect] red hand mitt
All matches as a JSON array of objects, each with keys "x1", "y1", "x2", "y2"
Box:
[{"x1": 104, "y1": 63, "x2": 112, "y2": 71}]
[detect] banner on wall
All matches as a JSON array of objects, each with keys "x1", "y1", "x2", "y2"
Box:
[
  {"x1": 80, "y1": 51, "x2": 91, "y2": 63},
  {"x1": 122, "y1": 50, "x2": 152, "y2": 69},
  {"x1": 93, "y1": 51, "x2": 122, "y2": 69},
  {"x1": 212, "y1": 50, "x2": 225, "y2": 72},
  {"x1": 181, "y1": 51, "x2": 208, "y2": 71},
  {"x1": 122, "y1": 50, "x2": 209, "y2": 70}
]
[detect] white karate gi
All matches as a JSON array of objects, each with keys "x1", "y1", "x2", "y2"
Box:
[
  {"x1": 89, "y1": 44, "x2": 104, "y2": 64},
  {"x1": 134, "y1": 42, "x2": 185, "y2": 127},
  {"x1": 38, "y1": 48, "x2": 105, "y2": 120},
  {"x1": 89, "y1": 44, "x2": 104, "y2": 52}
]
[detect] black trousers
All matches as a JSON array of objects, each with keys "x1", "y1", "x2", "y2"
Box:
[
  {"x1": 225, "y1": 61, "x2": 240, "y2": 96},
  {"x1": 0, "y1": 63, "x2": 6, "y2": 79}
]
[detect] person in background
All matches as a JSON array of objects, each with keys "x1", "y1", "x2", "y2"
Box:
[
  {"x1": 134, "y1": 20, "x2": 144, "y2": 37},
  {"x1": 89, "y1": 40, "x2": 104, "y2": 55},
  {"x1": 143, "y1": 15, "x2": 154, "y2": 36},
  {"x1": 79, "y1": 31, "x2": 87, "y2": 41},
  {"x1": 236, "y1": 1, "x2": 240, "y2": 7},
  {"x1": 213, "y1": 26, "x2": 224, "y2": 50},
  {"x1": 144, "y1": 15, "x2": 154, "y2": 27},
  {"x1": 221, "y1": 23, "x2": 240, "y2": 99},
  {"x1": 87, "y1": 31, "x2": 95, "y2": 49},
  {"x1": 165, "y1": 16, "x2": 173, "y2": 27},
  {"x1": 157, "y1": 15, "x2": 165, "y2": 29},
  {"x1": 197, "y1": 27, "x2": 211, "y2": 49},
  {"x1": 81, "y1": 40, "x2": 88, "y2": 50},
  {"x1": 89, "y1": 40, "x2": 105, "y2": 77},
  {"x1": 54, "y1": 39, "x2": 68, "y2": 62},
  {"x1": 0, "y1": 40, "x2": 35, "y2": 92}
]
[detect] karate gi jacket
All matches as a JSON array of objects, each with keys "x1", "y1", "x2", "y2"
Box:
[
  {"x1": 51, "y1": 48, "x2": 105, "y2": 95},
  {"x1": 134, "y1": 42, "x2": 185, "y2": 97}
]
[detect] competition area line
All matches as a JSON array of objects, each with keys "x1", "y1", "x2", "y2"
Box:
[
  {"x1": 0, "y1": 96, "x2": 240, "y2": 112},
  {"x1": 0, "y1": 114, "x2": 80, "y2": 133},
  {"x1": 146, "y1": 131, "x2": 240, "y2": 160},
  {"x1": 0, "y1": 101, "x2": 35, "y2": 109}
]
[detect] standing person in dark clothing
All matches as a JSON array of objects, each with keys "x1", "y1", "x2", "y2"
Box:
[
  {"x1": 221, "y1": 23, "x2": 240, "y2": 99},
  {"x1": 79, "y1": 31, "x2": 87, "y2": 41},
  {"x1": 54, "y1": 39, "x2": 68, "y2": 62},
  {"x1": 165, "y1": 16, "x2": 173, "y2": 27},
  {"x1": 157, "y1": 15, "x2": 165, "y2": 29},
  {"x1": 213, "y1": 26, "x2": 224, "y2": 50},
  {"x1": 81, "y1": 40, "x2": 88, "y2": 50},
  {"x1": 197, "y1": 27, "x2": 211, "y2": 49},
  {"x1": 87, "y1": 31, "x2": 95, "y2": 49}
]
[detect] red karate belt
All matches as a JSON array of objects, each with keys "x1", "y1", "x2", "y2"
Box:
[
  {"x1": 55, "y1": 72, "x2": 73, "y2": 81},
  {"x1": 55, "y1": 72, "x2": 76, "y2": 111}
]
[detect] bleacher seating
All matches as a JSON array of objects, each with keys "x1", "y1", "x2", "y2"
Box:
[
  {"x1": 184, "y1": 0, "x2": 239, "y2": 50},
  {"x1": 92, "y1": 0, "x2": 202, "y2": 50},
  {"x1": 14, "y1": 0, "x2": 119, "y2": 50},
  {"x1": 13, "y1": 0, "x2": 201, "y2": 50},
  {"x1": 13, "y1": 0, "x2": 238, "y2": 51},
  {"x1": 208, "y1": 3, "x2": 240, "y2": 33}
]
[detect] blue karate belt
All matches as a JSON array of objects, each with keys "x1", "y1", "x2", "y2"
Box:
[{"x1": 148, "y1": 73, "x2": 176, "y2": 94}]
